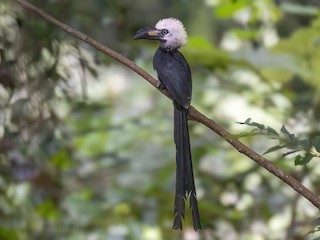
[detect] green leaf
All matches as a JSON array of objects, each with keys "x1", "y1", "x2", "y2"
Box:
[
  {"x1": 282, "y1": 149, "x2": 302, "y2": 157},
  {"x1": 226, "y1": 129, "x2": 261, "y2": 139},
  {"x1": 266, "y1": 126, "x2": 280, "y2": 139},
  {"x1": 249, "y1": 121, "x2": 265, "y2": 130},
  {"x1": 280, "y1": 125, "x2": 296, "y2": 141},
  {"x1": 185, "y1": 36, "x2": 231, "y2": 69},
  {"x1": 36, "y1": 199, "x2": 60, "y2": 220},
  {"x1": 304, "y1": 153, "x2": 313, "y2": 164},
  {"x1": 294, "y1": 153, "x2": 313, "y2": 166},
  {"x1": 50, "y1": 149, "x2": 73, "y2": 170},
  {"x1": 215, "y1": 0, "x2": 248, "y2": 18},
  {"x1": 238, "y1": 119, "x2": 282, "y2": 140},
  {"x1": 294, "y1": 155, "x2": 304, "y2": 165},
  {"x1": 231, "y1": 28, "x2": 259, "y2": 40},
  {"x1": 73, "y1": 131, "x2": 108, "y2": 157},
  {"x1": 238, "y1": 120, "x2": 314, "y2": 159},
  {"x1": 272, "y1": 27, "x2": 320, "y2": 86},
  {"x1": 263, "y1": 145, "x2": 286, "y2": 155},
  {"x1": 238, "y1": 118, "x2": 265, "y2": 130},
  {"x1": 298, "y1": 139, "x2": 310, "y2": 149},
  {"x1": 243, "y1": 118, "x2": 251, "y2": 124},
  {"x1": 0, "y1": 228, "x2": 19, "y2": 240},
  {"x1": 187, "y1": 36, "x2": 214, "y2": 51},
  {"x1": 237, "y1": 118, "x2": 252, "y2": 125}
]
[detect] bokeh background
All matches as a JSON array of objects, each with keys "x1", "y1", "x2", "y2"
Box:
[{"x1": 1, "y1": 0, "x2": 320, "y2": 239}]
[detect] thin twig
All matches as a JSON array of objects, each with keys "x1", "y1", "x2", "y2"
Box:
[{"x1": 16, "y1": 0, "x2": 320, "y2": 210}]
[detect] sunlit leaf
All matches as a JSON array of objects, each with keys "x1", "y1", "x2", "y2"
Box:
[
  {"x1": 185, "y1": 36, "x2": 231, "y2": 69},
  {"x1": 215, "y1": 0, "x2": 248, "y2": 18},
  {"x1": 187, "y1": 36, "x2": 214, "y2": 51},
  {"x1": 231, "y1": 29, "x2": 259, "y2": 40}
]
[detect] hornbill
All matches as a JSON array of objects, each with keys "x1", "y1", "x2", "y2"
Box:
[{"x1": 134, "y1": 18, "x2": 201, "y2": 230}]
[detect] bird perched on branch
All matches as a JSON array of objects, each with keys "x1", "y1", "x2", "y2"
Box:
[{"x1": 134, "y1": 18, "x2": 201, "y2": 230}]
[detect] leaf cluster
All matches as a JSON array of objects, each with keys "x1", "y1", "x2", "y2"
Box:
[{"x1": 237, "y1": 118, "x2": 320, "y2": 165}]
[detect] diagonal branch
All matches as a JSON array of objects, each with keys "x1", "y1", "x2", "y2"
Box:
[{"x1": 16, "y1": 0, "x2": 320, "y2": 210}]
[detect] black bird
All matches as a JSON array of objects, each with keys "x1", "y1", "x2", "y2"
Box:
[{"x1": 134, "y1": 18, "x2": 201, "y2": 230}]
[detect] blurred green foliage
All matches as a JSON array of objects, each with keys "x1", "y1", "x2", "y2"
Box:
[{"x1": 1, "y1": 0, "x2": 320, "y2": 239}]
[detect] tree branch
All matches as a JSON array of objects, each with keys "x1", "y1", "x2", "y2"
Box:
[{"x1": 16, "y1": 0, "x2": 320, "y2": 210}]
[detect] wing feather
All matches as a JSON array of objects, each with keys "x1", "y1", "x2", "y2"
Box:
[{"x1": 153, "y1": 48, "x2": 192, "y2": 108}]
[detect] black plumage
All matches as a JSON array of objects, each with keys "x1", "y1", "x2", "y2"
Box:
[
  {"x1": 153, "y1": 48, "x2": 192, "y2": 108},
  {"x1": 153, "y1": 47, "x2": 201, "y2": 230},
  {"x1": 133, "y1": 18, "x2": 201, "y2": 230}
]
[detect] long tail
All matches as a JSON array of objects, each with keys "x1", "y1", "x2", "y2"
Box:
[{"x1": 172, "y1": 105, "x2": 201, "y2": 231}]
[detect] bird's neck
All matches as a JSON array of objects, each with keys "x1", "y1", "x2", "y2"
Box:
[{"x1": 159, "y1": 42, "x2": 181, "y2": 52}]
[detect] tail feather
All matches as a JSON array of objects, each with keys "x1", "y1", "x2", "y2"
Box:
[
  {"x1": 190, "y1": 193, "x2": 201, "y2": 230},
  {"x1": 173, "y1": 104, "x2": 186, "y2": 229},
  {"x1": 172, "y1": 105, "x2": 201, "y2": 230}
]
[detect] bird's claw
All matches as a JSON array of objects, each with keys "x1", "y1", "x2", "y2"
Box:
[{"x1": 156, "y1": 81, "x2": 166, "y2": 90}]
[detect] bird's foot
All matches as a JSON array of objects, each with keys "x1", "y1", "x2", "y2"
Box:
[{"x1": 156, "y1": 81, "x2": 166, "y2": 90}]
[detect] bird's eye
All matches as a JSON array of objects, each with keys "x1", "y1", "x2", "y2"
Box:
[{"x1": 161, "y1": 29, "x2": 169, "y2": 35}]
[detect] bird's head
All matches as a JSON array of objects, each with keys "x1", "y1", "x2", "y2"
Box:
[{"x1": 133, "y1": 18, "x2": 187, "y2": 51}]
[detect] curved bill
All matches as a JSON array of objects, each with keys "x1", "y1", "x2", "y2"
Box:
[{"x1": 133, "y1": 27, "x2": 161, "y2": 40}]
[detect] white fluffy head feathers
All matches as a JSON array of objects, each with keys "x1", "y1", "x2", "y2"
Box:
[{"x1": 155, "y1": 18, "x2": 187, "y2": 50}]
